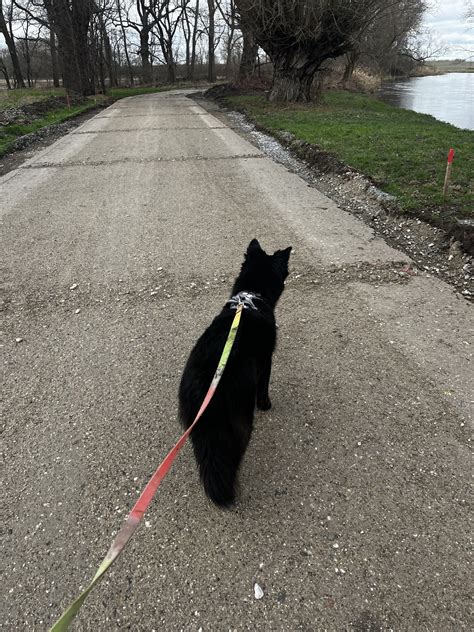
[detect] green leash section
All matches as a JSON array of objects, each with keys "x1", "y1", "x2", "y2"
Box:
[
  {"x1": 50, "y1": 559, "x2": 113, "y2": 631},
  {"x1": 49, "y1": 304, "x2": 243, "y2": 631}
]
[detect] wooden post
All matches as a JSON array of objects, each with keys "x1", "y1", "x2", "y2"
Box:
[{"x1": 443, "y1": 148, "x2": 455, "y2": 196}]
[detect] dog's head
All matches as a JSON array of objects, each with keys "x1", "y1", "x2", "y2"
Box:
[
  {"x1": 246, "y1": 238, "x2": 292, "y2": 280},
  {"x1": 233, "y1": 239, "x2": 292, "y2": 306}
]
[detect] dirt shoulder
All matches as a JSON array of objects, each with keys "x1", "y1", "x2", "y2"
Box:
[
  {"x1": 0, "y1": 104, "x2": 107, "y2": 176},
  {"x1": 195, "y1": 88, "x2": 473, "y2": 301},
  {"x1": 0, "y1": 97, "x2": 109, "y2": 176}
]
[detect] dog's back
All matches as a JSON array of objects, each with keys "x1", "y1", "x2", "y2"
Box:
[{"x1": 178, "y1": 240, "x2": 291, "y2": 507}]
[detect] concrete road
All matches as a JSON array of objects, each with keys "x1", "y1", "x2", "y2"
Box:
[{"x1": 1, "y1": 91, "x2": 472, "y2": 631}]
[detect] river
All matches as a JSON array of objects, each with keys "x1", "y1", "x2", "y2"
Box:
[{"x1": 377, "y1": 73, "x2": 473, "y2": 130}]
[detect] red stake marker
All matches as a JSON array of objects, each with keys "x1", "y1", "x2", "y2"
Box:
[{"x1": 443, "y1": 148, "x2": 455, "y2": 196}]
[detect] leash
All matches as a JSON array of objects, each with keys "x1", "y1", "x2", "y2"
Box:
[{"x1": 50, "y1": 303, "x2": 244, "y2": 631}]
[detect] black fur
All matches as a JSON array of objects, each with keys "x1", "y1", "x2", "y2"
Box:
[{"x1": 178, "y1": 239, "x2": 292, "y2": 507}]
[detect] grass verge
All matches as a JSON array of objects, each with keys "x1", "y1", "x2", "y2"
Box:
[
  {"x1": 0, "y1": 95, "x2": 108, "y2": 157},
  {"x1": 0, "y1": 87, "x2": 65, "y2": 108},
  {"x1": 223, "y1": 91, "x2": 473, "y2": 232}
]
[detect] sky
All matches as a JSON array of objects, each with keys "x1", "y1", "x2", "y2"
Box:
[{"x1": 422, "y1": 0, "x2": 474, "y2": 58}]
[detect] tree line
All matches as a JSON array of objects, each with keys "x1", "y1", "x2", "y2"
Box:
[{"x1": 1, "y1": 0, "x2": 433, "y2": 101}]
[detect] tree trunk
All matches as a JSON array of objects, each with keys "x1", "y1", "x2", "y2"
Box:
[
  {"x1": 117, "y1": 7, "x2": 134, "y2": 86},
  {"x1": 268, "y1": 71, "x2": 313, "y2": 102},
  {"x1": 161, "y1": 40, "x2": 176, "y2": 84},
  {"x1": 342, "y1": 51, "x2": 359, "y2": 86},
  {"x1": 268, "y1": 49, "x2": 326, "y2": 102},
  {"x1": 224, "y1": 25, "x2": 235, "y2": 79},
  {"x1": 181, "y1": 3, "x2": 191, "y2": 79},
  {"x1": 238, "y1": 26, "x2": 258, "y2": 81},
  {"x1": 0, "y1": 58, "x2": 12, "y2": 89},
  {"x1": 44, "y1": 0, "x2": 94, "y2": 96},
  {"x1": 207, "y1": 0, "x2": 215, "y2": 82},
  {"x1": 49, "y1": 30, "x2": 60, "y2": 87},
  {"x1": 103, "y1": 33, "x2": 117, "y2": 87},
  {"x1": 190, "y1": 0, "x2": 199, "y2": 80},
  {"x1": 139, "y1": 29, "x2": 152, "y2": 84},
  {"x1": 167, "y1": 61, "x2": 176, "y2": 83},
  {"x1": 24, "y1": 39, "x2": 33, "y2": 87},
  {"x1": 184, "y1": 38, "x2": 191, "y2": 79},
  {"x1": 0, "y1": 3, "x2": 25, "y2": 88}
]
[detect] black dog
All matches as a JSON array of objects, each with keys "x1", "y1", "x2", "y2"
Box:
[{"x1": 179, "y1": 239, "x2": 292, "y2": 507}]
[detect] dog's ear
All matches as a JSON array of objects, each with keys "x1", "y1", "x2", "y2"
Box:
[
  {"x1": 273, "y1": 246, "x2": 292, "y2": 262},
  {"x1": 272, "y1": 246, "x2": 292, "y2": 277},
  {"x1": 246, "y1": 238, "x2": 262, "y2": 256}
]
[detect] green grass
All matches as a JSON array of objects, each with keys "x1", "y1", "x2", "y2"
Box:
[
  {"x1": 224, "y1": 91, "x2": 473, "y2": 225},
  {"x1": 0, "y1": 98, "x2": 106, "y2": 156},
  {"x1": 0, "y1": 87, "x2": 65, "y2": 107}
]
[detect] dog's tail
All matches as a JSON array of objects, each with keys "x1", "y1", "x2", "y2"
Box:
[
  {"x1": 191, "y1": 422, "x2": 249, "y2": 507},
  {"x1": 199, "y1": 451, "x2": 237, "y2": 507}
]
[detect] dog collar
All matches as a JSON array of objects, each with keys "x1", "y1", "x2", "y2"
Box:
[{"x1": 226, "y1": 291, "x2": 260, "y2": 311}]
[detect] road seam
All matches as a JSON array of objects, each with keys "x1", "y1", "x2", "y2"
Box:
[{"x1": 21, "y1": 154, "x2": 266, "y2": 169}]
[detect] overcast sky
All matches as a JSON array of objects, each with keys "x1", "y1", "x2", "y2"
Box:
[{"x1": 423, "y1": 0, "x2": 473, "y2": 57}]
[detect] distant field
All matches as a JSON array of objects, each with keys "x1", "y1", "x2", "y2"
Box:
[
  {"x1": 0, "y1": 87, "x2": 65, "y2": 107},
  {"x1": 430, "y1": 60, "x2": 474, "y2": 73}
]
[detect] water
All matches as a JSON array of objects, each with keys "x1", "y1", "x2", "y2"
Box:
[{"x1": 377, "y1": 73, "x2": 473, "y2": 130}]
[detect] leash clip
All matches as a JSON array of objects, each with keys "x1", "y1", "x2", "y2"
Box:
[{"x1": 227, "y1": 291, "x2": 258, "y2": 311}]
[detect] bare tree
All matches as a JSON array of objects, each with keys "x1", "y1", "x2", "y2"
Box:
[
  {"x1": 237, "y1": 18, "x2": 256, "y2": 82},
  {"x1": 135, "y1": 0, "x2": 155, "y2": 83},
  {"x1": 206, "y1": 0, "x2": 215, "y2": 80},
  {"x1": 151, "y1": 1, "x2": 185, "y2": 83},
  {"x1": 93, "y1": 0, "x2": 119, "y2": 88},
  {"x1": 13, "y1": 1, "x2": 49, "y2": 86},
  {"x1": 42, "y1": 0, "x2": 96, "y2": 95},
  {"x1": 343, "y1": 0, "x2": 429, "y2": 81},
  {"x1": 190, "y1": 0, "x2": 200, "y2": 78},
  {"x1": 118, "y1": 0, "x2": 181, "y2": 85},
  {"x1": 235, "y1": 0, "x2": 409, "y2": 102},
  {"x1": 216, "y1": 0, "x2": 238, "y2": 78},
  {"x1": 49, "y1": 27, "x2": 59, "y2": 86},
  {"x1": 12, "y1": 1, "x2": 60, "y2": 86},
  {"x1": 115, "y1": 0, "x2": 135, "y2": 85},
  {"x1": 0, "y1": 49, "x2": 12, "y2": 87},
  {"x1": 179, "y1": 0, "x2": 193, "y2": 77},
  {"x1": 0, "y1": 0, "x2": 25, "y2": 87}
]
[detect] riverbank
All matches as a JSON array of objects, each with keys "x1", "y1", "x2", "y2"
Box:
[
  {"x1": 215, "y1": 89, "x2": 473, "y2": 252},
  {"x1": 425, "y1": 61, "x2": 474, "y2": 74},
  {"x1": 388, "y1": 61, "x2": 474, "y2": 78}
]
